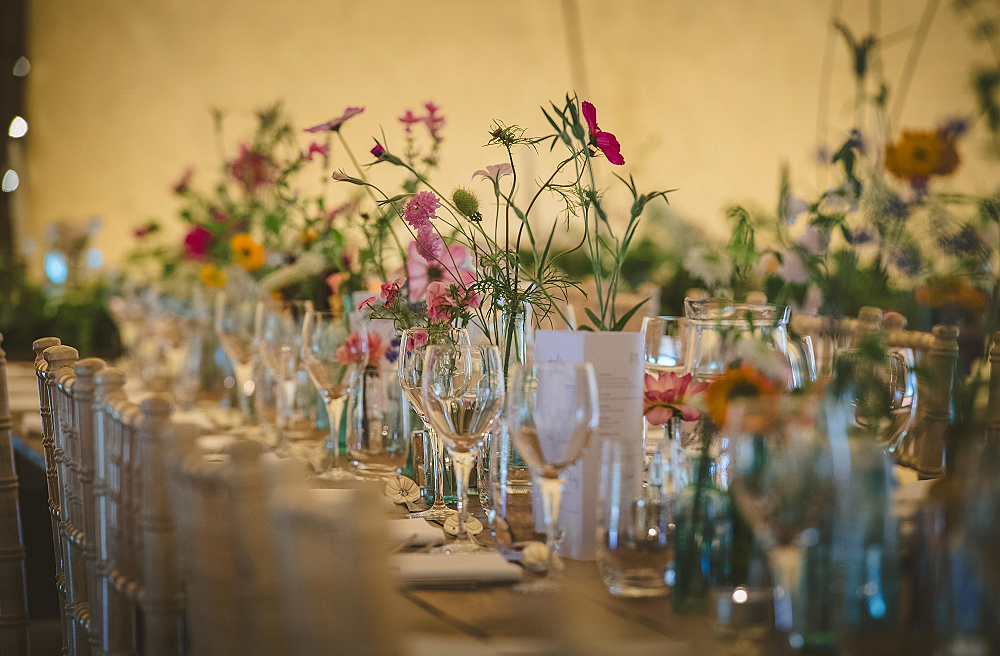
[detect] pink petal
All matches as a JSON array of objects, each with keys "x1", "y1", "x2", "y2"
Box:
[
  {"x1": 675, "y1": 404, "x2": 702, "y2": 422},
  {"x1": 644, "y1": 406, "x2": 673, "y2": 426},
  {"x1": 595, "y1": 131, "x2": 625, "y2": 165},
  {"x1": 581, "y1": 101, "x2": 600, "y2": 136}
]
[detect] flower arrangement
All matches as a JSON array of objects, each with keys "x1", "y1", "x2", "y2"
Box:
[{"x1": 331, "y1": 94, "x2": 673, "y2": 374}]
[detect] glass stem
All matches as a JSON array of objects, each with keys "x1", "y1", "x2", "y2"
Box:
[
  {"x1": 452, "y1": 450, "x2": 475, "y2": 543},
  {"x1": 768, "y1": 544, "x2": 805, "y2": 640},
  {"x1": 537, "y1": 474, "x2": 564, "y2": 579},
  {"x1": 428, "y1": 426, "x2": 448, "y2": 510},
  {"x1": 322, "y1": 397, "x2": 342, "y2": 461},
  {"x1": 232, "y1": 361, "x2": 254, "y2": 420}
]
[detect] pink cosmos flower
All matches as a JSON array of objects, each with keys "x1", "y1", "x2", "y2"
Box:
[
  {"x1": 357, "y1": 295, "x2": 377, "y2": 311},
  {"x1": 472, "y1": 163, "x2": 513, "y2": 182},
  {"x1": 371, "y1": 141, "x2": 386, "y2": 158},
  {"x1": 230, "y1": 144, "x2": 276, "y2": 190},
  {"x1": 643, "y1": 372, "x2": 708, "y2": 424},
  {"x1": 305, "y1": 142, "x2": 328, "y2": 160},
  {"x1": 425, "y1": 281, "x2": 452, "y2": 323},
  {"x1": 183, "y1": 225, "x2": 212, "y2": 259},
  {"x1": 172, "y1": 167, "x2": 194, "y2": 195},
  {"x1": 580, "y1": 101, "x2": 625, "y2": 166},
  {"x1": 304, "y1": 107, "x2": 364, "y2": 133},
  {"x1": 405, "y1": 329, "x2": 429, "y2": 352},
  {"x1": 380, "y1": 278, "x2": 404, "y2": 305},
  {"x1": 405, "y1": 240, "x2": 475, "y2": 300},
  {"x1": 404, "y1": 191, "x2": 439, "y2": 231}
]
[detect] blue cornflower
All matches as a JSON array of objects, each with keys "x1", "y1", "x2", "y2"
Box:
[
  {"x1": 894, "y1": 246, "x2": 921, "y2": 276},
  {"x1": 938, "y1": 225, "x2": 986, "y2": 257}
]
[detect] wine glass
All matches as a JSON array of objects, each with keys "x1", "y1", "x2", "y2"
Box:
[
  {"x1": 301, "y1": 309, "x2": 367, "y2": 480},
  {"x1": 258, "y1": 299, "x2": 312, "y2": 453},
  {"x1": 727, "y1": 399, "x2": 839, "y2": 651},
  {"x1": 214, "y1": 281, "x2": 259, "y2": 422},
  {"x1": 506, "y1": 362, "x2": 598, "y2": 590},
  {"x1": 421, "y1": 344, "x2": 504, "y2": 553},
  {"x1": 398, "y1": 327, "x2": 470, "y2": 520}
]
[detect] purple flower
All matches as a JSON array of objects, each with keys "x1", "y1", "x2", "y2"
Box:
[
  {"x1": 404, "y1": 191, "x2": 439, "y2": 231},
  {"x1": 304, "y1": 107, "x2": 364, "y2": 133},
  {"x1": 851, "y1": 228, "x2": 875, "y2": 246},
  {"x1": 371, "y1": 141, "x2": 386, "y2": 158},
  {"x1": 183, "y1": 225, "x2": 212, "y2": 259},
  {"x1": 424, "y1": 101, "x2": 445, "y2": 141},
  {"x1": 782, "y1": 195, "x2": 809, "y2": 225},
  {"x1": 938, "y1": 225, "x2": 986, "y2": 257},
  {"x1": 797, "y1": 225, "x2": 830, "y2": 255},
  {"x1": 939, "y1": 116, "x2": 970, "y2": 140},
  {"x1": 893, "y1": 246, "x2": 921, "y2": 276},
  {"x1": 304, "y1": 142, "x2": 328, "y2": 161}
]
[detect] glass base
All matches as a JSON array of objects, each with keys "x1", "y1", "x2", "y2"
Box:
[
  {"x1": 513, "y1": 579, "x2": 561, "y2": 594},
  {"x1": 407, "y1": 505, "x2": 454, "y2": 521},
  {"x1": 608, "y1": 581, "x2": 668, "y2": 598},
  {"x1": 430, "y1": 539, "x2": 488, "y2": 555},
  {"x1": 351, "y1": 463, "x2": 404, "y2": 481},
  {"x1": 315, "y1": 466, "x2": 365, "y2": 482}
]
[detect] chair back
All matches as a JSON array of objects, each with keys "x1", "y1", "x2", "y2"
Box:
[
  {"x1": 0, "y1": 333, "x2": 30, "y2": 656},
  {"x1": 169, "y1": 438, "x2": 283, "y2": 656},
  {"x1": 268, "y1": 475, "x2": 398, "y2": 656}
]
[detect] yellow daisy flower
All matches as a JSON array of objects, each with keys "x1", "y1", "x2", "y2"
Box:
[
  {"x1": 199, "y1": 264, "x2": 227, "y2": 287},
  {"x1": 230, "y1": 233, "x2": 264, "y2": 271}
]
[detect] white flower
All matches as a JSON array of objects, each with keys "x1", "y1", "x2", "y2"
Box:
[
  {"x1": 472, "y1": 163, "x2": 513, "y2": 182},
  {"x1": 258, "y1": 250, "x2": 326, "y2": 293},
  {"x1": 683, "y1": 246, "x2": 733, "y2": 287}
]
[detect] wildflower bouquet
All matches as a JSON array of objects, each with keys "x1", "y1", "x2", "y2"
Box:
[{"x1": 332, "y1": 94, "x2": 673, "y2": 371}]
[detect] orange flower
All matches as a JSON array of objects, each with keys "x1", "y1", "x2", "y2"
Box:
[
  {"x1": 915, "y1": 278, "x2": 987, "y2": 310},
  {"x1": 230, "y1": 233, "x2": 264, "y2": 271},
  {"x1": 199, "y1": 264, "x2": 227, "y2": 287},
  {"x1": 301, "y1": 226, "x2": 319, "y2": 246},
  {"x1": 705, "y1": 363, "x2": 778, "y2": 429},
  {"x1": 885, "y1": 130, "x2": 959, "y2": 184}
]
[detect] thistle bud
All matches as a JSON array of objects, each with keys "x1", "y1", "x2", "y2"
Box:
[{"x1": 452, "y1": 188, "x2": 482, "y2": 222}]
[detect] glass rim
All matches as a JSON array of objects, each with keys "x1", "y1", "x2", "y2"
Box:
[{"x1": 684, "y1": 297, "x2": 790, "y2": 324}]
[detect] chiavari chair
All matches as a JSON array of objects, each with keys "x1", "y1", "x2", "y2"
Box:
[
  {"x1": 36, "y1": 340, "x2": 184, "y2": 656},
  {"x1": 268, "y1": 476, "x2": 397, "y2": 656},
  {"x1": 169, "y1": 437, "x2": 283, "y2": 656},
  {"x1": 0, "y1": 334, "x2": 30, "y2": 655}
]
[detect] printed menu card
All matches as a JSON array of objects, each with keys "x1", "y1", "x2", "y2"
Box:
[{"x1": 533, "y1": 329, "x2": 645, "y2": 559}]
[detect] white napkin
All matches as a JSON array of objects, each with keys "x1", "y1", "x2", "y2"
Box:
[
  {"x1": 392, "y1": 552, "x2": 523, "y2": 587},
  {"x1": 307, "y1": 487, "x2": 399, "y2": 516},
  {"x1": 388, "y1": 519, "x2": 444, "y2": 547},
  {"x1": 195, "y1": 434, "x2": 238, "y2": 453}
]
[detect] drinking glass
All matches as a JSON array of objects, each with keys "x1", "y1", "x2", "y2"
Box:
[
  {"x1": 300, "y1": 309, "x2": 366, "y2": 481},
  {"x1": 347, "y1": 327, "x2": 410, "y2": 480},
  {"x1": 597, "y1": 440, "x2": 671, "y2": 597},
  {"x1": 149, "y1": 290, "x2": 201, "y2": 406},
  {"x1": 640, "y1": 315, "x2": 689, "y2": 471},
  {"x1": 398, "y1": 327, "x2": 469, "y2": 520},
  {"x1": 834, "y1": 345, "x2": 918, "y2": 447},
  {"x1": 421, "y1": 344, "x2": 504, "y2": 553},
  {"x1": 259, "y1": 299, "x2": 313, "y2": 453},
  {"x1": 214, "y1": 280, "x2": 259, "y2": 422},
  {"x1": 506, "y1": 361, "x2": 598, "y2": 589},
  {"x1": 727, "y1": 401, "x2": 839, "y2": 651}
]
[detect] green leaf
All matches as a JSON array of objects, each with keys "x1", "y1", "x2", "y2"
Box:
[
  {"x1": 611, "y1": 298, "x2": 649, "y2": 331},
  {"x1": 583, "y1": 307, "x2": 605, "y2": 332}
]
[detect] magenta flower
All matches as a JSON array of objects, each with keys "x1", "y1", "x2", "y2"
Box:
[
  {"x1": 304, "y1": 142, "x2": 328, "y2": 160},
  {"x1": 473, "y1": 163, "x2": 513, "y2": 182},
  {"x1": 304, "y1": 107, "x2": 364, "y2": 133},
  {"x1": 230, "y1": 144, "x2": 276, "y2": 190},
  {"x1": 404, "y1": 191, "x2": 439, "y2": 231},
  {"x1": 371, "y1": 140, "x2": 386, "y2": 158},
  {"x1": 172, "y1": 167, "x2": 194, "y2": 195},
  {"x1": 580, "y1": 101, "x2": 625, "y2": 166},
  {"x1": 380, "y1": 278, "x2": 404, "y2": 305},
  {"x1": 643, "y1": 372, "x2": 707, "y2": 424},
  {"x1": 406, "y1": 240, "x2": 475, "y2": 300},
  {"x1": 399, "y1": 109, "x2": 422, "y2": 133},
  {"x1": 183, "y1": 225, "x2": 212, "y2": 259},
  {"x1": 424, "y1": 101, "x2": 445, "y2": 141}
]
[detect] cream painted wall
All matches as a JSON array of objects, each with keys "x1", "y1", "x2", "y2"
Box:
[{"x1": 19, "y1": 0, "x2": 995, "y2": 268}]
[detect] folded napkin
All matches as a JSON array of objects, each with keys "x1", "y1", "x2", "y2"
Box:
[
  {"x1": 392, "y1": 552, "x2": 523, "y2": 587},
  {"x1": 388, "y1": 519, "x2": 444, "y2": 547}
]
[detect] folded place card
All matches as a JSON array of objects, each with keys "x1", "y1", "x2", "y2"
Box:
[
  {"x1": 533, "y1": 330, "x2": 645, "y2": 560},
  {"x1": 391, "y1": 552, "x2": 523, "y2": 587},
  {"x1": 388, "y1": 518, "x2": 445, "y2": 546}
]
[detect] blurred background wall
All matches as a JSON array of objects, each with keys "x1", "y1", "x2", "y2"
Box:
[{"x1": 14, "y1": 0, "x2": 993, "y2": 269}]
